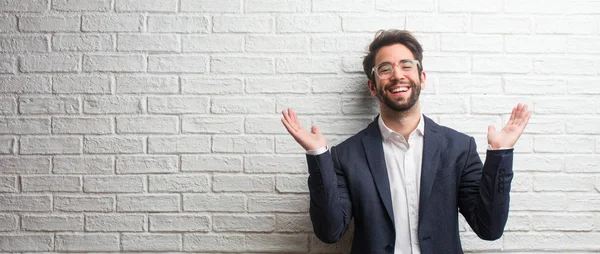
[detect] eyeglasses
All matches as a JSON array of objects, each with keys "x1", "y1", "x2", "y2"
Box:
[{"x1": 371, "y1": 59, "x2": 420, "y2": 80}]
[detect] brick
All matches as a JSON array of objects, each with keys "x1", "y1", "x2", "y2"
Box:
[
  {"x1": 19, "y1": 96, "x2": 79, "y2": 114},
  {"x1": 116, "y1": 116, "x2": 178, "y2": 134},
  {"x1": 313, "y1": 117, "x2": 373, "y2": 135},
  {"x1": 244, "y1": 155, "x2": 306, "y2": 174},
  {"x1": 0, "y1": 176, "x2": 17, "y2": 192},
  {"x1": 504, "y1": 77, "x2": 566, "y2": 95},
  {"x1": 461, "y1": 232, "x2": 502, "y2": 251},
  {"x1": 535, "y1": 136, "x2": 594, "y2": 153},
  {"x1": 213, "y1": 175, "x2": 273, "y2": 192},
  {"x1": 182, "y1": 35, "x2": 242, "y2": 52},
  {"x1": 0, "y1": 214, "x2": 18, "y2": 231},
  {"x1": 505, "y1": 35, "x2": 567, "y2": 53},
  {"x1": 117, "y1": 34, "x2": 179, "y2": 52},
  {"x1": 510, "y1": 173, "x2": 532, "y2": 192},
  {"x1": 276, "y1": 175, "x2": 308, "y2": 193},
  {"x1": 247, "y1": 77, "x2": 309, "y2": 94},
  {"x1": 53, "y1": 156, "x2": 113, "y2": 174},
  {"x1": 276, "y1": 96, "x2": 339, "y2": 114},
  {"x1": 148, "y1": 96, "x2": 209, "y2": 114},
  {"x1": 212, "y1": 97, "x2": 275, "y2": 114},
  {"x1": 183, "y1": 194, "x2": 246, "y2": 212},
  {"x1": 82, "y1": 14, "x2": 143, "y2": 32},
  {"x1": 504, "y1": 232, "x2": 600, "y2": 250},
  {"x1": 148, "y1": 55, "x2": 207, "y2": 73},
  {"x1": 20, "y1": 136, "x2": 81, "y2": 155},
  {"x1": 439, "y1": 116, "x2": 501, "y2": 134},
  {"x1": 472, "y1": 15, "x2": 532, "y2": 34},
  {"x1": 425, "y1": 55, "x2": 470, "y2": 73},
  {"x1": 439, "y1": 0, "x2": 501, "y2": 12},
  {"x1": 53, "y1": 75, "x2": 111, "y2": 94},
  {"x1": 18, "y1": 15, "x2": 79, "y2": 32},
  {"x1": 54, "y1": 195, "x2": 114, "y2": 212},
  {"x1": 0, "y1": 137, "x2": 14, "y2": 154},
  {"x1": 313, "y1": 0, "x2": 372, "y2": 12},
  {"x1": 182, "y1": 116, "x2": 243, "y2": 134},
  {"x1": 148, "y1": 15, "x2": 209, "y2": 33},
  {"x1": 211, "y1": 56, "x2": 272, "y2": 74},
  {"x1": 83, "y1": 54, "x2": 145, "y2": 72},
  {"x1": 248, "y1": 195, "x2": 309, "y2": 212},
  {"x1": 0, "y1": 16, "x2": 16, "y2": 32},
  {"x1": 0, "y1": 35, "x2": 47, "y2": 52},
  {"x1": 511, "y1": 193, "x2": 566, "y2": 211},
  {"x1": 246, "y1": 35, "x2": 308, "y2": 53},
  {"x1": 181, "y1": 77, "x2": 243, "y2": 94},
  {"x1": 568, "y1": 36, "x2": 600, "y2": 53},
  {"x1": 245, "y1": 116, "x2": 302, "y2": 134},
  {"x1": 116, "y1": 155, "x2": 178, "y2": 174},
  {"x1": 515, "y1": 116, "x2": 565, "y2": 134},
  {"x1": 534, "y1": 97, "x2": 596, "y2": 114},
  {"x1": 504, "y1": 213, "x2": 531, "y2": 231},
  {"x1": 52, "y1": 0, "x2": 111, "y2": 11},
  {"x1": 149, "y1": 214, "x2": 210, "y2": 231},
  {"x1": 181, "y1": 0, "x2": 241, "y2": 12},
  {"x1": 534, "y1": 174, "x2": 595, "y2": 192},
  {"x1": 420, "y1": 95, "x2": 468, "y2": 114},
  {"x1": 247, "y1": 234, "x2": 308, "y2": 252},
  {"x1": 214, "y1": 16, "x2": 271, "y2": 33},
  {"x1": 536, "y1": 16, "x2": 597, "y2": 34},
  {"x1": 22, "y1": 214, "x2": 83, "y2": 231},
  {"x1": 213, "y1": 136, "x2": 274, "y2": 154},
  {"x1": 0, "y1": 76, "x2": 51, "y2": 93},
  {"x1": 117, "y1": 194, "x2": 179, "y2": 212},
  {"x1": 276, "y1": 57, "x2": 339, "y2": 74},
  {"x1": 0, "y1": 0, "x2": 48, "y2": 12},
  {"x1": 84, "y1": 175, "x2": 144, "y2": 193},
  {"x1": 82, "y1": 96, "x2": 138, "y2": 116},
  {"x1": 342, "y1": 16, "x2": 404, "y2": 32},
  {"x1": 438, "y1": 75, "x2": 501, "y2": 94},
  {"x1": 341, "y1": 56, "x2": 363, "y2": 73},
  {"x1": 116, "y1": 75, "x2": 178, "y2": 94},
  {"x1": 312, "y1": 35, "x2": 371, "y2": 53},
  {"x1": 183, "y1": 234, "x2": 245, "y2": 252},
  {"x1": 149, "y1": 174, "x2": 210, "y2": 192},
  {"x1": 85, "y1": 214, "x2": 145, "y2": 231},
  {"x1": 116, "y1": 0, "x2": 177, "y2": 12},
  {"x1": 375, "y1": 0, "x2": 435, "y2": 11},
  {"x1": 513, "y1": 155, "x2": 563, "y2": 172},
  {"x1": 567, "y1": 194, "x2": 600, "y2": 212},
  {"x1": 0, "y1": 55, "x2": 16, "y2": 73},
  {"x1": 311, "y1": 76, "x2": 368, "y2": 94},
  {"x1": 534, "y1": 57, "x2": 598, "y2": 75},
  {"x1": 472, "y1": 56, "x2": 531, "y2": 74},
  {"x1": 565, "y1": 155, "x2": 600, "y2": 173},
  {"x1": 245, "y1": 0, "x2": 309, "y2": 12},
  {"x1": 441, "y1": 34, "x2": 503, "y2": 52},
  {"x1": 567, "y1": 117, "x2": 600, "y2": 134},
  {"x1": 122, "y1": 233, "x2": 181, "y2": 251},
  {"x1": 21, "y1": 175, "x2": 81, "y2": 192},
  {"x1": 53, "y1": 34, "x2": 113, "y2": 52},
  {"x1": 84, "y1": 136, "x2": 144, "y2": 154},
  {"x1": 407, "y1": 14, "x2": 467, "y2": 32},
  {"x1": 148, "y1": 136, "x2": 210, "y2": 154},
  {"x1": 181, "y1": 155, "x2": 243, "y2": 172},
  {"x1": 277, "y1": 15, "x2": 341, "y2": 33},
  {"x1": 55, "y1": 233, "x2": 119, "y2": 252},
  {"x1": 0, "y1": 96, "x2": 16, "y2": 114},
  {"x1": 470, "y1": 96, "x2": 531, "y2": 114},
  {"x1": 20, "y1": 53, "x2": 79, "y2": 73},
  {"x1": 0, "y1": 194, "x2": 51, "y2": 212},
  {"x1": 341, "y1": 97, "x2": 379, "y2": 115},
  {"x1": 213, "y1": 215, "x2": 275, "y2": 232},
  {"x1": 52, "y1": 117, "x2": 112, "y2": 134},
  {"x1": 276, "y1": 214, "x2": 311, "y2": 232},
  {"x1": 0, "y1": 234, "x2": 52, "y2": 252},
  {"x1": 533, "y1": 214, "x2": 594, "y2": 231}
]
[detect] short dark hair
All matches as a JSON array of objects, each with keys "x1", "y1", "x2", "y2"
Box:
[{"x1": 362, "y1": 29, "x2": 424, "y2": 83}]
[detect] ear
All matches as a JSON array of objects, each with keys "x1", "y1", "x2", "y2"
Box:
[
  {"x1": 367, "y1": 79, "x2": 377, "y2": 97},
  {"x1": 419, "y1": 71, "x2": 427, "y2": 90}
]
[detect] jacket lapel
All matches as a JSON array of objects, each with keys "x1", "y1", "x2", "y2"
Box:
[
  {"x1": 362, "y1": 115, "x2": 395, "y2": 224},
  {"x1": 419, "y1": 116, "x2": 442, "y2": 219}
]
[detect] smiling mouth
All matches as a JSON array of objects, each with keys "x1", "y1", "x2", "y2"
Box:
[{"x1": 388, "y1": 86, "x2": 410, "y2": 94}]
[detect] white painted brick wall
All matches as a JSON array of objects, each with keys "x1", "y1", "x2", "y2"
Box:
[{"x1": 0, "y1": 0, "x2": 598, "y2": 253}]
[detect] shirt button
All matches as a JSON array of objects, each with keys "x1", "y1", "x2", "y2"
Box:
[{"x1": 385, "y1": 244, "x2": 393, "y2": 252}]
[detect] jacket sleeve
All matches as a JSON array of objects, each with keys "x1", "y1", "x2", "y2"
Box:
[
  {"x1": 306, "y1": 146, "x2": 353, "y2": 244},
  {"x1": 457, "y1": 137, "x2": 514, "y2": 240}
]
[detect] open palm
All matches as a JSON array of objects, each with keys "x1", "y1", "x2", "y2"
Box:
[
  {"x1": 487, "y1": 103, "x2": 532, "y2": 149},
  {"x1": 281, "y1": 108, "x2": 327, "y2": 151}
]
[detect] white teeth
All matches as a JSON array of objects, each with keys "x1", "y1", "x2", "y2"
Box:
[{"x1": 391, "y1": 87, "x2": 409, "y2": 93}]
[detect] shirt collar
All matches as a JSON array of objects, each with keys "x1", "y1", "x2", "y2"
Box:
[{"x1": 378, "y1": 114, "x2": 425, "y2": 141}]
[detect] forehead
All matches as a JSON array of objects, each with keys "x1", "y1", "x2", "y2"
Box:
[{"x1": 374, "y1": 43, "x2": 415, "y2": 65}]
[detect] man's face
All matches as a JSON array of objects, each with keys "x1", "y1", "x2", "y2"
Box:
[{"x1": 368, "y1": 44, "x2": 426, "y2": 112}]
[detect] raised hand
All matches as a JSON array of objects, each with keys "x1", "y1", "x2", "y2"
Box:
[
  {"x1": 487, "y1": 103, "x2": 532, "y2": 149},
  {"x1": 281, "y1": 108, "x2": 327, "y2": 151}
]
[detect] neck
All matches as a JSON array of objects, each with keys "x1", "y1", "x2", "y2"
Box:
[{"x1": 379, "y1": 102, "x2": 421, "y2": 140}]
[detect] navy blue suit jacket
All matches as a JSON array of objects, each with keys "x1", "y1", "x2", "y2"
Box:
[{"x1": 306, "y1": 115, "x2": 514, "y2": 254}]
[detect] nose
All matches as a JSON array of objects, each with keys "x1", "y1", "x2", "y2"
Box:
[{"x1": 390, "y1": 63, "x2": 406, "y2": 81}]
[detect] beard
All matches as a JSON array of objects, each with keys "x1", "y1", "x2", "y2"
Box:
[{"x1": 375, "y1": 79, "x2": 421, "y2": 112}]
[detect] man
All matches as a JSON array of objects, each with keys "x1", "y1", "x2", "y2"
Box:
[{"x1": 281, "y1": 30, "x2": 531, "y2": 253}]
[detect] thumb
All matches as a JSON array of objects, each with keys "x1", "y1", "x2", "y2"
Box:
[
  {"x1": 487, "y1": 125, "x2": 496, "y2": 135},
  {"x1": 311, "y1": 125, "x2": 322, "y2": 136}
]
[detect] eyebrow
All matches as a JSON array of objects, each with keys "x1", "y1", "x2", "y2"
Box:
[{"x1": 376, "y1": 59, "x2": 415, "y2": 66}]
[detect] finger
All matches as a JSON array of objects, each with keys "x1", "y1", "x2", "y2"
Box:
[
  {"x1": 488, "y1": 125, "x2": 496, "y2": 135},
  {"x1": 289, "y1": 108, "x2": 300, "y2": 126},
  {"x1": 516, "y1": 104, "x2": 528, "y2": 126},
  {"x1": 282, "y1": 109, "x2": 299, "y2": 131},
  {"x1": 311, "y1": 125, "x2": 322, "y2": 136},
  {"x1": 522, "y1": 109, "x2": 532, "y2": 127},
  {"x1": 507, "y1": 105, "x2": 517, "y2": 126},
  {"x1": 281, "y1": 117, "x2": 296, "y2": 134}
]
